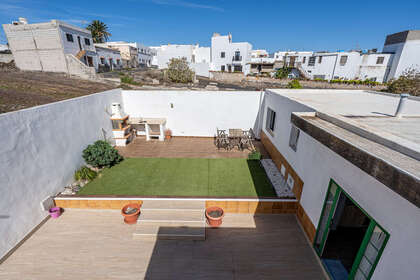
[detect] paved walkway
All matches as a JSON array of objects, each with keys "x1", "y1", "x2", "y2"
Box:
[
  {"x1": 0, "y1": 210, "x2": 326, "y2": 280},
  {"x1": 117, "y1": 137, "x2": 269, "y2": 159}
]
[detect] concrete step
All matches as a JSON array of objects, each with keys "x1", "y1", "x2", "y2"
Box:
[
  {"x1": 138, "y1": 209, "x2": 205, "y2": 226},
  {"x1": 141, "y1": 200, "x2": 205, "y2": 210},
  {"x1": 133, "y1": 224, "x2": 205, "y2": 241}
]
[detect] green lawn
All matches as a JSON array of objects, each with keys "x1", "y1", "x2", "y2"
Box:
[{"x1": 77, "y1": 158, "x2": 276, "y2": 197}]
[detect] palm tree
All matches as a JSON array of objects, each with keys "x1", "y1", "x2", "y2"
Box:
[{"x1": 86, "y1": 20, "x2": 111, "y2": 43}]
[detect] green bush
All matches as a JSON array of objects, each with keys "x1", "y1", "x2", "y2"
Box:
[
  {"x1": 166, "y1": 57, "x2": 194, "y2": 83},
  {"x1": 74, "y1": 166, "x2": 97, "y2": 181},
  {"x1": 248, "y1": 151, "x2": 262, "y2": 160},
  {"x1": 82, "y1": 140, "x2": 123, "y2": 168},
  {"x1": 287, "y1": 79, "x2": 302, "y2": 89},
  {"x1": 275, "y1": 67, "x2": 291, "y2": 79},
  {"x1": 120, "y1": 75, "x2": 142, "y2": 86}
]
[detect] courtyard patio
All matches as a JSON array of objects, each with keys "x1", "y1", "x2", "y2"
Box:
[
  {"x1": 0, "y1": 210, "x2": 326, "y2": 280},
  {"x1": 117, "y1": 137, "x2": 269, "y2": 159}
]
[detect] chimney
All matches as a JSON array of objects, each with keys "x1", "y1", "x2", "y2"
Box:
[
  {"x1": 18, "y1": 17, "x2": 28, "y2": 24},
  {"x1": 395, "y1": 93, "x2": 410, "y2": 118}
]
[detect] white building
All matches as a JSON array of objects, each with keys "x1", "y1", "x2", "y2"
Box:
[
  {"x1": 102, "y1": 42, "x2": 155, "y2": 67},
  {"x1": 210, "y1": 33, "x2": 252, "y2": 74},
  {"x1": 94, "y1": 45, "x2": 123, "y2": 72},
  {"x1": 0, "y1": 44, "x2": 9, "y2": 52},
  {"x1": 95, "y1": 42, "x2": 140, "y2": 69},
  {"x1": 383, "y1": 30, "x2": 420, "y2": 80},
  {"x1": 251, "y1": 49, "x2": 269, "y2": 58},
  {"x1": 2, "y1": 18, "x2": 97, "y2": 79},
  {"x1": 151, "y1": 44, "x2": 211, "y2": 77}
]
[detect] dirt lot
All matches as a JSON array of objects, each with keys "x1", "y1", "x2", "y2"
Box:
[{"x1": 0, "y1": 64, "x2": 117, "y2": 113}]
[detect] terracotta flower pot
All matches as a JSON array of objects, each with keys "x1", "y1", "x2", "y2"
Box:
[
  {"x1": 205, "y1": 206, "x2": 224, "y2": 228},
  {"x1": 121, "y1": 203, "x2": 141, "y2": 224}
]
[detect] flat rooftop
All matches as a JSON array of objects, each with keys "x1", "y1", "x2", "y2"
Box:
[{"x1": 268, "y1": 89, "x2": 420, "y2": 116}]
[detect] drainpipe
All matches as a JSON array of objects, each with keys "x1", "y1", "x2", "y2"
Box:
[{"x1": 395, "y1": 93, "x2": 410, "y2": 118}]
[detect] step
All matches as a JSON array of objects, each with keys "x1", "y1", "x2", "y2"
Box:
[
  {"x1": 133, "y1": 224, "x2": 205, "y2": 241},
  {"x1": 140, "y1": 200, "x2": 205, "y2": 211},
  {"x1": 138, "y1": 209, "x2": 205, "y2": 226}
]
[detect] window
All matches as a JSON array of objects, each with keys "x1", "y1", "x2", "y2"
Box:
[
  {"x1": 220, "y1": 52, "x2": 225, "y2": 58},
  {"x1": 318, "y1": 56, "x2": 323, "y2": 63},
  {"x1": 100, "y1": 57, "x2": 105, "y2": 64},
  {"x1": 116, "y1": 59, "x2": 120, "y2": 65},
  {"x1": 308, "y1": 56, "x2": 316, "y2": 66},
  {"x1": 340, "y1": 55, "x2": 348, "y2": 66},
  {"x1": 84, "y1": 38, "x2": 90, "y2": 45},
  {"x1": 376, "y1": 56, "x2": 384, "y2": 64},
  {"x1": 302, "y1": 57, "x2": 306, "y2": 64},
  {"x1": 66, "y1": 33, "x2": 74, "y2": 42},
  {"x1": 221, "y1": 65, "x2": 225, "y2": 71},
  {"x1": 266, "y1": 107, "x2": 276, "y2": 133},
  {"x1": 289, "y1": 125, "x2": 300, "y2": 151}
]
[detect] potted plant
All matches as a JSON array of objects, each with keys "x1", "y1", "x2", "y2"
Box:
[
  {"x1": 121, "y1": 203, "x2": 141, "y2": 224},
  {"x1": 164, "y1": 129, "x2": 172, "y2": 140},
  {"x1": 205, "y1": 206, "x2": 224, "y2": 227},
  {"x1": 49, "y1": 207, "x2": 62, "y2": 219}
]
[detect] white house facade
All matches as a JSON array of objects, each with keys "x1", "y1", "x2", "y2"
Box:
[
  {"x1": 2, "y1": 18, "x2": 97, "y2": 78},
  {"x1": 382, "y1": 30, "x2": 420, "y2": 81},
  {"x1": 94, "y1": 45, "x2": 122, "y2": 72},
  {"x1": 210, "y1": 33, "x2": 252, "y2": 74}
]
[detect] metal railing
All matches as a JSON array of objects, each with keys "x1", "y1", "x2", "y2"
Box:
[{"x1": 232, "y1": 56, "x2": 242, "y2": 62}]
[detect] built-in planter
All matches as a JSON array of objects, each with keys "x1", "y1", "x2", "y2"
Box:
[
  {"x1": 121, "y1": 203, "x2": 141, "y2": 224},
  {"x1": 205, "y1": 206, "x2": 224, "y2": 227}
]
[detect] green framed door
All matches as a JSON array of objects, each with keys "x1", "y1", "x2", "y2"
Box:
[
  {"x1": 313, "y1": 180, "x2": 341, "y2": 255},
  {"x1": 314, "y1": 179, "x2": 390, "y2": 280}
]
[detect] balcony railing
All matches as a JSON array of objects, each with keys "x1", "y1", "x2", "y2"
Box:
[{"x1": 232, "y1": 56, "x2": 242, "y2": 62}]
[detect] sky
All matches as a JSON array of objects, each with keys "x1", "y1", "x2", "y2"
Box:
[{"x1": 0, "y1": 0, "x2": 419, "y2": 52}]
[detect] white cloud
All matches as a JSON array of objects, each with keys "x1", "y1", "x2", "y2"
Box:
[{"x1": 150, "y1": 0, "x2": 224, "y2": 12}]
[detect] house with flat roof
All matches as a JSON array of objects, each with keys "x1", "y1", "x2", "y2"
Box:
[
  {"x1": 0, "y1": 88, "x2": 419, "y2": 279},
  {"x1": 2, "y1": 18, "x2": 98, "y2": 79}
]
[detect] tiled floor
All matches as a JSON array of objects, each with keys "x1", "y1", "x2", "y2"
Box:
[
  {"x1": 0, "y1": 210, "x2": 326, "y2": 280},
  {"x1": 117, "y1": 137, "x2": 269, "y2": 159}
]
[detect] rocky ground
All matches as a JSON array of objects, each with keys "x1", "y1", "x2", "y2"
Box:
[{"x1": 0, "y1": 62, "x2": 117, "y2": 113}]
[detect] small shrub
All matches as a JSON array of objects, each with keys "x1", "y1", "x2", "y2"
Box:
[
  {"x1": 287, "y1": 79, "x2": 302, "y2": 89},
  {"x1": 387, "y1": 69, "x2": 420, "y2": 96},
  {"x1": 166, "y1": 57, "x2": 194, "y2": 83},
  {"x1": 82, "y1": 140, "x2": 123, "y2": 168},
  {"x1": 74, "y1": 166, "x2": 97, "y2": 181},
  {"x1": 248, "y1": 151, "x2": 262, "y2": 160},
  {"x1": 120, "y1": 75, "x2": 142, "y2": 86},
  {"x1": 275, "y1": 67, "x2": 291, "y2": 79}
]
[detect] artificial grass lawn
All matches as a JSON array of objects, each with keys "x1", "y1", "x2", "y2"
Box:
[{"x1": 78, "y1": 158, "x2": 276, "y2": 197}]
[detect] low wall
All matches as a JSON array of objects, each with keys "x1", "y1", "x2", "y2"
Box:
[
  {"x1": 54, "y1": 197, "x2": 297, "y2": 214},
  {"x1": 0, "y1": 89, "x2": 122, "y2": 260},
  {"x1": 122, "y1": 90, "x2": 265, "y2": 137}
]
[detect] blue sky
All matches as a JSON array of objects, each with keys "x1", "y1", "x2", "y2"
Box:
[{"x1": 1, "y1": 0, "x2": 419, "y2": 52}]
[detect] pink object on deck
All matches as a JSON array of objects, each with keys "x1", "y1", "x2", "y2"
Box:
[{"x1": 49, "y1": 207, "x2": 61, "y2": 218}]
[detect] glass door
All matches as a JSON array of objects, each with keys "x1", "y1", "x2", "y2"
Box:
[{"x1": 314, "y1": 180, "x2": 340, "y2": 255}]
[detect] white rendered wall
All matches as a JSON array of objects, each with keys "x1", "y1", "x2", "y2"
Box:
[
  {"x1": 0, "y1": 89, "x2": 122, "y2": 260},
  {"x1": 121, "y1": 90, "x2": 264, "y2": 137},
  {"x1": 261, "y1": 90, "x2": 420, "y2": 280},
  {"x1": 383, "y1": 40, "x2": 420, "y2": 80},
  {"x1": 211, "y1": 35, "x2": 252, "y2": 72}
]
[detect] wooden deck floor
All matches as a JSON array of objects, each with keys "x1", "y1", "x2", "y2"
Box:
[
  {"x1": 0, "y1": 210, "x2": 325, "y2": 280},
  {"x1": 117, "y1": 137, "x2": 269, "y2": 159}
]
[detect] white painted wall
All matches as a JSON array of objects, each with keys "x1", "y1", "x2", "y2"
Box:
[
  {"x1": 383, "y1": 39, "x2": 420, "y2": 80},
  {"x1": 211, "y1": 34, "x2": 252, "y2": 74},
  {"x1": 121, "y1": 90, "x2": 264, "y2": 137},
  {"x1": 261, "y1": 89, "x2": 420, "y2": 280},
  {"x1": 95, "y1": 46, "x2": 122, "y2": 70},
  {"x1": 0, "y1": 89, "x2": 122, "y2": 260}
]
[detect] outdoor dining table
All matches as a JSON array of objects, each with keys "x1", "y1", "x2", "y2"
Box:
[{"x1": 229, "y1": 129, "x2": 245, "y2": 150}]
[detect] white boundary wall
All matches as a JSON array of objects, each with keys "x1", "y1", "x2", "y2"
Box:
[
  {"x1": 261, "y1": 90, "x2": 420, "y2": 279},
  {"x1": 0, "y1": 89, "x2": 122, "y2": 260},
  {"x1": 122, "y1": 90, "x2": 265, "y2": 137}
]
